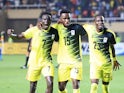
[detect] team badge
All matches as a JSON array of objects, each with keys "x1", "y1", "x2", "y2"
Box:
[
  {"x1": 71, "y1": 30, "x2": 75, "y2": 35},
  {"x1": 52, "y1": 34, "x2": 55, "y2": 39},
  {"x1": 103, "y1": 37, "x2": 108, "y2": 43}
]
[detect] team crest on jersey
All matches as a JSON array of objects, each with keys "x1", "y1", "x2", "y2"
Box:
[
  {"x1": 71, "y1": 30, "x2": 75, "y2": 35},
  {"x1": 103, "y1": 37, "x2": 108, "y2": 43},
  {"x1": 51, "y1": 34, "x2": 55, "y2": 39}
]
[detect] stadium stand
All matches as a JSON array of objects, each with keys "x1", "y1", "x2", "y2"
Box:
[
  {"x1": 0, "y1": 0, "x2": 124, "y2": 42},
  {"x1": 1, "y1": 0, "x2": 124, "y2": 18}
]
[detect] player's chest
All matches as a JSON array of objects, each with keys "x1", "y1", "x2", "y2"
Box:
[
  {"x1": 91, "y1": 32, "x2": 111, "y2": 44},
  {"x1": 58, "y1": 28, "x2": 79, "y2": 38},
  {"x1": 34, "y1": 31, "x2": 55, "y2": 41}
]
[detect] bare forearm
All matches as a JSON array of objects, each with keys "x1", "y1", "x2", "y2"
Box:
[
  {"x1": 10, "y1": 33, "x2": 25, "y2": 40},
  {"x1": 7, "y1": 29, "x2": 25, "y2": 40},
  {"x1": 110, "y1": 44, "x2": 116, "y2": 61}
]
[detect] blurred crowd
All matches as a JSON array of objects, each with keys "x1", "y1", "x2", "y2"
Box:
[{"x1": 0, "y1": 0, "x2": 124, "y2": 18}]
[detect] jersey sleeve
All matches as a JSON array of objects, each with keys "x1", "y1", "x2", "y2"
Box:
[
  {"x1": 54, "y1": 31, "x2": 59, "y2": 42},
  {"x1": 109, "y1": 31, "x2": 116, "y2": 44},
  {"x1": 77, "y1": 24, "x2": 86, "y2": 36},
  {"x1": 52, "y1": 27, "x2": 59, "y2": 41},
  {"x1": 51, "y1": 24, "x2": 59, "y2": 41},
  {"x1": 51, "y1": 23, "x2": 58, "y2": 29},
  {"x1": 22, "y1": 26, "x2": 36, "y2": 39}
]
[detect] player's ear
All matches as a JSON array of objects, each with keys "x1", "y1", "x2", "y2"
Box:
[{"x1": 57, "y1": 19, "x2": 62, "y2": 24}]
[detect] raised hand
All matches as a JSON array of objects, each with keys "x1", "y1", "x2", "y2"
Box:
[{"x1": 7, "y1": 29, "x2": 14, "y2": 36}]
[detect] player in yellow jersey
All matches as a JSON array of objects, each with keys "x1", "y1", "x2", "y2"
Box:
[
  {"x1": 83, "y1": 15, "x2": 121, "y2": 93},
  {"x1": 7, "y1": 12, "x2": 59, "y2": 93},
  {"x1": 52, "y1": 9, "x2": 86, "y2": 93}
]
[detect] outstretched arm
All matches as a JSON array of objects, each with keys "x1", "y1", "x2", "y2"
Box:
[
  {"x1": 110, "y1": 44, "x2": 121, "y2": 70},
  {"x1": 7, "y1": 29, "x2": 25, "y2": 40}
]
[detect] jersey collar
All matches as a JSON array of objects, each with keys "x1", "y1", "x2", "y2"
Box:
[{"x1": 42, "y1": 26, "x2": 51, "y2": 32}]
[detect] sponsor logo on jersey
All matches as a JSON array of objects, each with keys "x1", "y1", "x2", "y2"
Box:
[
  {"x1": 71, "y1": 30, "x2": 75, "y2": 35},
  {"x1": 103, "y1": 37, "x2": 108, "y2": 43}
]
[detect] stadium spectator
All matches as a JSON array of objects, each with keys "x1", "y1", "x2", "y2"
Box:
[
  {"x1": 52, "y1": 9, "x2": 86, "y2": 93},
  {"x1": 20, "y1": 0, "x2": 27, "y2": 5},
  {"x1": 1, "y1": 0, "x2": 124, "y2": 18},
  {"x1": 7, "y1": 11, "x2": 59, "y2": 93},
  {"x1": 83, "y1": 15, "x2": 121, "y2": 93},
  {"x1": 8, "y1": 37, "x2": 13, "y2": 43}
]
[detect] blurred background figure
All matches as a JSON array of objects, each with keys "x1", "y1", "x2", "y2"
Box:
[
  {"x1": 0, "y1": 31, "x2": 5, "y2": 60},
  {"x1": 115, "y1": 32, "x2": 121, "y2": 43},
  {"x1": 20, "y1": 24, "x2": 33, "y2": 69}
]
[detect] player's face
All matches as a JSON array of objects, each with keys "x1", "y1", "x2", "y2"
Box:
[
  {"x1": 41, "y1": 14, "x2": 52, "y2": 30},
  {"x1": 95, "y1": 16, "x2": 105, "y2": 32},
  {"x1": 60, "y1": 13, "x2": 70, "y2": 27}
]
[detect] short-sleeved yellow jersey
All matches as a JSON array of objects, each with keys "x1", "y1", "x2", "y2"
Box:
[
  {"x1": 83, "y1": 24, "x2": 116, "y2": 66},
  {"x1": 23, "y1": 26, "x2": 58, "y2": 66},
  {"x1": 52, "y1": 23, "x2": 86, "y2": 64}
]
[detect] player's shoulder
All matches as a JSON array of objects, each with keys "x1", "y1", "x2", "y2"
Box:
[
  {"x1": 52, "y1": 23, "x2": 62, "y2": 28},
  {"x1": 24, "y1": 26, "x2": 37, "y2": 33},
  {"x1": 106, "y1": 29, "x2": 115, "y2": 34},
  {"x1": 49, "y1": 26, "x2": 58, "y2": 35},
  {"x1": 30, "y1": 26, "x2": 38, "y2": 30},
  {"x1": 50, "y1": 26, "x2": 58, "y2": 31},
  {"x1": 26, "y1": 26, "x2": 39, "y2": 32},
  {"x1": 70, "y1": 23, "x2": 82, "y2": 27},
  {"x1": 68, "y1": 23, "x2": 83, "y2": 30},
  {"x1": 106, "y1": 29, "x2": 116, "y2": 37},
  {"x1": 51, "y1": 23, "x2": 58, "y2": 27},
  {"x1": 106, "y1": 29, "x2": 113, "y2": 33},
  {"x1": 83, "y1": 24, "x2": 95, "y2": 32},
  {"x1": 83, "y1": 23, "x2": 94, "y2": 28}
]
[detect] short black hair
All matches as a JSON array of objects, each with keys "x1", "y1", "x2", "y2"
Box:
[
  {"x1": 60, "y1": 9, "x2": 70, "y2": 16},
  {"x1": 94, "y1": 15, "x2": 104, "y2": 20},
  {"x1": 39, "y1": 11, "x2": 52, "y2": 19}
]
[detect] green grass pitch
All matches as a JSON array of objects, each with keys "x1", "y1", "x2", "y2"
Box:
[{"x1": 0, "y1": 55, "x2": 123, "y2": 93}]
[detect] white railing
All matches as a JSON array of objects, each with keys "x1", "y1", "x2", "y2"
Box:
[
  {"x1": 52, "y1": 17, "x2": 124, "y2": 22},
  {"x1": 1, "y1": 4, "x2": 47, "y2": 9}
]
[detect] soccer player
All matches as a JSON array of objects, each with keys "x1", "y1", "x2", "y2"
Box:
[
  {"x1": 83, "y1": 15, "x2": 121, "y2": 93},
  {"x1": 52, "y1": 9, "x2": 86, "y2": 93},
  {"x1": 20, "y1": 24, "x2": 33, "y2": 69},
  {"x1": 7, "y1": 12, "x2": 59, "y2": 93}
]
